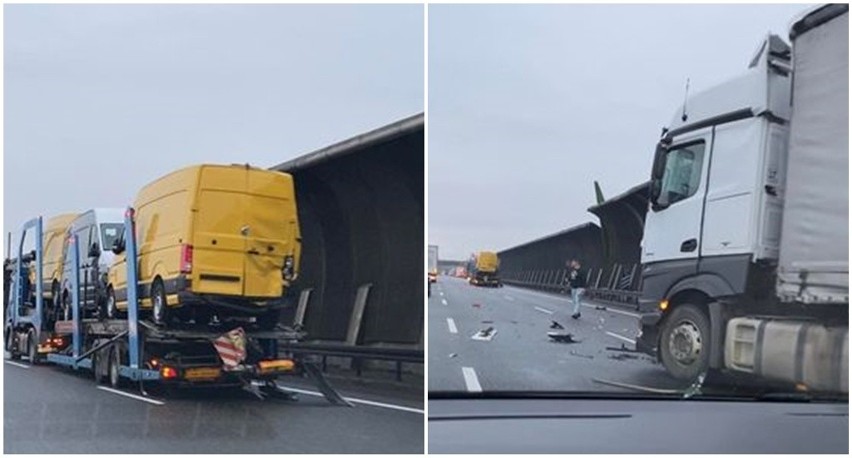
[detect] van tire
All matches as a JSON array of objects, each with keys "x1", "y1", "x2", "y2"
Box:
[
  {"x1": 106, "y1": 288, "x2": 121, "y2": 320},
  {"x1": 108, "y1": 346, "x2": 123, "y2": 388},
  {"x1": 151, "y1": 280, "x2": 169, "y2": 326},
  {"x1": 5, "y1": 327, "x2": 20, "y2": 360},
  {"x1": 51, "y1": 281, "x2": 61, "y2": 317}
]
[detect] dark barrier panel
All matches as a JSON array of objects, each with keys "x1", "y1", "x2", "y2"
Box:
[
  {"x1": 585, "y1": 181, "x2": 650, "y2": 306},
  {"x1": 272, "y1": 114, "x2": 424, "y2": 347},
  {"x1": 498, "y1": 223, "x2": 604, "y2": 292},
  {"x1": 587, "y1": 181, "x2": 650, "y2": 267}
]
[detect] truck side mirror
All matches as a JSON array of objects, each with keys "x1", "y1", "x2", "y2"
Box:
[
  {"x1": 651, "y1": 141, "x2": 668, "y2": 180},
  {"x1": 88, "y1": 242, "x2": 101, "y2": 258}
]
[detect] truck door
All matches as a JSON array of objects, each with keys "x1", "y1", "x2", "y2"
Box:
[{"x1": 642, "y1": 128, "x2": 712, "y2": 266}]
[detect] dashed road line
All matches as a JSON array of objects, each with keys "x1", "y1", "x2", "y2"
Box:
[
  {"x1": 461, "y1": 367, "x2": 483, "y2": 393},
  {"x1": 605, "y1": 331, "x2": 637, "y2": 344},
  {"x1": 441, "y1": 299, "x2": 448, "y2": 306},
  {"x1": 446, "y1": 317, "x2": 458, "y2": 334},
  {"x1": 534, "y1": 306, "x2": 554, "y2": 315},
  {"x1": 4, "y1": 360, "x2": 30, "y2": 369},
  {"x1": 96, "y1": 386, "x2": 165, "y2": 406},
  {"x1": 276, "y1": 386, "x2": 424, "y2": 414}
]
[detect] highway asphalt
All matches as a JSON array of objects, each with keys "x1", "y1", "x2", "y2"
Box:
[
  {"x1": 428, "y1": 276, "x2": 686, "y2": 393},
  {"x1": 4, "y1": 355, "x2": 424, "y2": 453}
]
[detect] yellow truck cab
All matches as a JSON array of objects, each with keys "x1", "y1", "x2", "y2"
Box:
[{"x1": 107, "y1": 164, "x2": 301, "y2": 328}]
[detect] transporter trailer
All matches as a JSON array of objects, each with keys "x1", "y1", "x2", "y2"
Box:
[{"x1": 5, "y1": 209, "x2": 350, "y2": 405}]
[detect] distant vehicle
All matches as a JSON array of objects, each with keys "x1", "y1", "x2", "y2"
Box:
[
  {"x1": 60, "y1": 208, "x2": 124, "y2": 320},
  {"x1": 428, "y1": 245, "x2": 439, "y2": 283},
  {"x1": 638, "y1": 4, "x2": 848, "y2": 391},
  {"x1": 107, "y1": 164, "x2": 301, "y2": 329},
  {"x1": 454, "y1": 266, "x2": 467, "y2": 278},
  {"x1": 468, "y1": 251, "x2": 501, "y2": 287}
]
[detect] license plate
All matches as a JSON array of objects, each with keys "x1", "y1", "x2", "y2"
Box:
[
  {"x1": 258, "y1": 359, "x2": 295, "y2": 373},
  {"x1": 184, "y1": 367, "x2": 222, "y2": 381}
]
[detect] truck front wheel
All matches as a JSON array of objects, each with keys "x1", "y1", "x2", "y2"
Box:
[{"x1": 659, "y1": 303, "x2": 711, "y2": 382}]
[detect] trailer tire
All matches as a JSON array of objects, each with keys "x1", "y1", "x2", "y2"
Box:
[
  {"x1": 659, "y1": 303, "x2": 711, "y2": 382},
  {"x1": 108, "y1": 346, "x2": 123, "y2": 388},
  {"x1": 5, "y1": 327, "x2": 20, "y2": 360},
  {"x1": 27, "y1": 329, "x2": 41, "y2": 365}
]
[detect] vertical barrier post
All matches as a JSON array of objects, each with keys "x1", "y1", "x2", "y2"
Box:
[{"x1": 124, "y1": 208, "x2": 140, "y2": 371}]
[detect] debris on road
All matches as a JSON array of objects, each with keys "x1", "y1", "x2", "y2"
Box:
[
  {"x1": 608, "y1": 353, "x2": 639, "y2": 361},
  {"x1": 595, "y1": 305, "x2": 607, "y2": 311},
  {"x1": 569, "y1": 350, "x2": 594, "y2": 359},
  {"x1": 605, "y1": 343, "x2": 642, "y2": 353},
  {"x1": 547, "y1": 332, "x2": 578, "y2": 343},
  {"x1": 472, "y1": 303, "x2": 482, "y2": 308},
  {"x1": 549, "y1": 320, "x2": 564, "y2": 330},
  {"x1": 481, "y1": 320, "x2": 493, "y2": 324},
  {"x1": 448, "y1": 353, "x2": 458, "y2": 358},
  {"x1": 592, "y1": 378, "x2": 681, "y2": 394},
  {"x1": 471, "y1": 327, "x2": 497, "y2": 341}
]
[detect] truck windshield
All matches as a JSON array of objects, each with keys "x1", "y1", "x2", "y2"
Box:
[{"x1": 100, "y1": 223, "x2": 124, "y2": 251}]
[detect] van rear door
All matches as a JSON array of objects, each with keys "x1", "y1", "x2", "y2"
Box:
[
  {"x1": 241, "y1": 169, "x2": 297, "y2": 299},
  {"x1": 193, "y1": 167, "x2": 247, "y2": 296}
]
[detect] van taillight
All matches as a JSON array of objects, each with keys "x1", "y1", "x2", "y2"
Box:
[{"x1": 180, "y1": 244, "x2": 193, "y2": 274}]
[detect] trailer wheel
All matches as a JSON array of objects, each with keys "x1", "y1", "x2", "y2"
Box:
[
  {"x1": 659, "y1": 303, "x2": 711, "y2": 382},
  {"x1": 108, "y1": 346, "x2": 123, "y2": 388},
  {"x1": 151, "y1": 280, "x2": 169, "y2": 326},
  {"x1": 5, "y1": 326, "x2": 20, "y2": 360},
  {"x1": 27, "y1": 329, "x2": 41, "y2": 365}
]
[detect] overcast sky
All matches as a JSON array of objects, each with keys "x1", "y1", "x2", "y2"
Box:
[
  {"x1": 429, "y1": 3, "x2": 812, "y2": 261},
  {"x1": 4, "y1": 4, "x2": 423, "y2": 246}
]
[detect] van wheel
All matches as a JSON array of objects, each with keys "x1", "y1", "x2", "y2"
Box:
[
  {"x1": 151, "y1": 280, "x2": 169, "y2": 326},
  {"x1": 106, "y1": 288, "x2": 120, "y2": 320},
  {"x1": 659, "y1": 303, "x2": 711, "y2": 382},
  {"x1": 62, "y1": 291, "x2": 71, "y2": 321}
]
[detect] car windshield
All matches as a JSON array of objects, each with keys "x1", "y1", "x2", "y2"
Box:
[
  {"x1": 100, "y1": 223, "x2": 124, "y2": 250},
  {"x1": 427, "y1": 3, "x2": 848, "y2": 403}
]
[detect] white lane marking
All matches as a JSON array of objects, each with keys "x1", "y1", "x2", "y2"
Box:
[
  {"x1": 504, "y1": 295, "x2": 515, "y2": 301},
  {"x1": 440, "y1": 291, "x2": 444, "y2": 296},
  {"x1": 441, "y1": 299, "x2": 448, "y2": 306},
  {"x1": 461, "y1": 367, "x2": 483, "y2": 393},
  {"x1": 4, "y1": 360, "x2": 30, "y2": 369},
  {"x1": 446, "y1": 317, "x2": 458, "y2": 334},
  {"x1": 275, "y1": 385, "x2": 424, "y2": 414},
  {"x1": 96, "y1": 386, "x2": 165, "y2": 406},
  {"x1": 534, "y1": 306, "x2": 554, "y2": 315},
  {"x1": 605, "y1": 331, "x2": 637, "y2": 344}
]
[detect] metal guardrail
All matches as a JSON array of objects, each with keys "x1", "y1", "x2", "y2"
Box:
[
  {"x1": 279, "y1": 341, "x2": 423, "y2": 382},
  {"x1": 501, "y1": 263, "x2": 643, "y2": 308}
]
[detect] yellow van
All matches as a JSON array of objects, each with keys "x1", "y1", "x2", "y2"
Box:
[
  {"x1": 39, "y1": 213, "x2": 78, "y2": 315},
  {"x1": 107, "y1": 164, "x2": 301, "y2": 328}
]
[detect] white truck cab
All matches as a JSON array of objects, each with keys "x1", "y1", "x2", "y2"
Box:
[{"x1": 637, "y1": 4, "x2": 848, "y2": 390}]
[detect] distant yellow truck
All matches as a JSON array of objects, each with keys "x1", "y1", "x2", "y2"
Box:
[{"x1": 467, "y1": 251, "x2": 501, "y2": 287}]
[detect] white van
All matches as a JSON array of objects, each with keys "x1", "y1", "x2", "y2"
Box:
[{"x1": 60, "y1": 208, "x2": 125, "y2": 319}]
